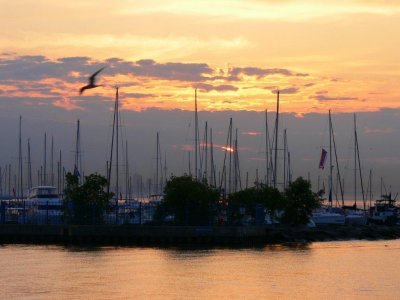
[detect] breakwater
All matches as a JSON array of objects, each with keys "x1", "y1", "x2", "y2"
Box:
[{"x1": 1, "y1": 224, "x2": 400, "y2": 245}]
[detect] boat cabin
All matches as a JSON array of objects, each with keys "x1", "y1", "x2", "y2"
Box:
[{"x1": 29, "y1": 186, "x2": 58, "y2": 199}]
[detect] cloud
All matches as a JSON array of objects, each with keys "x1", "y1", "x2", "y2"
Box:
[
  {"x1": 280, "y1": 87, "x2": 299, "y2": 94},
  {"x1": 363, "y1": 126, "x2": 397, "y2": 134},
  {"x1": 126, "y1": 59, "x2": 213, "y2": 82},
  {"x1": 0, "y1": 55, "x2": 308, "y2": 90},
  {"x1": 193, "y1": 83, "x2": 238, "y2": 92},
  {"x1": 0, "y1": 55, "x2": 95, "y2": 82},
  {"x1": 227, "y1": 66, "x2": 308, "y2": 81},
  {"x1": 314, "y1": 95, "x2": 359, "y2": 101},
  {"x1": 53, "y1": 97, "x2": 84, "y2": 111},
  {"x1": 241, "y1": 131, "x2": 262, "y2": 136},
  {"x1": 263, "y1": 86, "x2": 299, "y2": 94},
  {"x1": 0, "y1": 55, "x2": 213, "y2": 83},
  {"x1": 122, "y1": 92, "x2": 154, "y2": 99}
]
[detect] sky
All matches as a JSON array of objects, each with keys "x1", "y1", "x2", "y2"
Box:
[{"x1": 1, "y1": 0, "x2": 400, "y2": 199}]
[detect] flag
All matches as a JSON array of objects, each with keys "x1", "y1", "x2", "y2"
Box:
[{"x1": 319, "y1": 148, "x2": 327, "y2": 169}]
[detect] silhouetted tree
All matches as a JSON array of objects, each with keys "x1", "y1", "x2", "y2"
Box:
[
  {"x1": 280, "y1": 177, "x2": 321, "y2": 225},
  {"x1": 64, "y1": 172, "x2": 113, "y2": 224},
  {"x1": 228, "y1": 184, "x2": 285, "y2": 224},
  {"x1": 155, "y1": 175, "x2": 219, "y2": 225}
]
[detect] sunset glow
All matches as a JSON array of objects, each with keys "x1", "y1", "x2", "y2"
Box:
[{"x1": 1, "y1": 0, "x2": 400, "y2": 114}]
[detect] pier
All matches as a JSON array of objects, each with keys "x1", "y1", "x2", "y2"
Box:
[{"x1": 1, "y1": 224, "x2": 400, "y2": 246}]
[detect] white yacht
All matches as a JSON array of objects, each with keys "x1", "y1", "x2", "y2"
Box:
[{"x1": 28, "y1": 186, "x2": 63, "y2": 223}]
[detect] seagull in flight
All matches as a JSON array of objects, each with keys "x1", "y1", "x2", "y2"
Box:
[{"x1": 79, "y1": 67, "x2": 105, "y2": 95}]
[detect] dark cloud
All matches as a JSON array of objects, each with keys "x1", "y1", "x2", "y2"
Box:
[
  {"x1": 316, "y1": 90, "x2": 328, "y2": 95},
  {"x1": 136, "y1": 59, "x2": 156, "y2": 66},
  {"x1": 315, "y1": 95, "x2": 359, "y2": 101},
  {"x1": 128, "y1": 60, "x2": 213, "y2": 82},
  {"x1": 193, "y1": 83, "x2": 238, "y2": 92},
  {"x1": 57, "y1": 57, "x2": 90, "y2": 65},
  {"x1": 0, "y1": 55, "x2": 214, "y2": 83},
  {"x1": 12, "y1": 81, "x2": 60, "y2": 96},
  {"x1": 0, "y1": 56, "x2": 213, "y2": 82},
  {"x1": 122, "y1": 92, "x2": 154, "y2": 99},
  {"x1": 0, "y1": 55, "x2": 99, "y2": 82},
  {"x1": 279, "y1": 87, "x2": 299, "y2": 94},
  {"x1": 227, "y1": 67, "x2": 308, "y2": 81},
  {"x1": 264, "y1": 86, "x2": 299, "y2": 94},
  {"x1": 304, "y1": 83, "x2": 315, "y2": 87},
  {"x1": 0, "y1": 55, "x2": 309, "y2": 87}
]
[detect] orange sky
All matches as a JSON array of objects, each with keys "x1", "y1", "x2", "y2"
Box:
[{"x1": 1, "y1": 0, "x2": 400, "y2": 114}]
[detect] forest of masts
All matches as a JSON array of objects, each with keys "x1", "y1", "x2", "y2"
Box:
[{"x1": 1, "y1": 88, "x2": 376, "y2": 206}]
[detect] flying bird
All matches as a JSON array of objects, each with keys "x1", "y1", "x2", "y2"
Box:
[{"x1": 79, "y1": 67, "x2": 105, "y2": 95}]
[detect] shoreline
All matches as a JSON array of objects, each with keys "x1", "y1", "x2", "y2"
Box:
[{"x1": 0, "y1": 224, "x2": 399, "y2": 246}]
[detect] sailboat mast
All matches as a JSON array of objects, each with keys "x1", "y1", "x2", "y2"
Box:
[
  {"x1": 0, "y1": 167, "x2": 2, "y2": 196},
  {"x1": 194, "y1": 89, "x2": 198, "y2": 180},
  {"x1": 106, "y1": 94, "x2": 117, "y2": 197},
  {"x1": 265, "y1": 109, "x2": 269, "y2": 186},
  {"x1": 74, "y1": 119, "x2": 81, "y2": 183},
  {"x1": 43, "y1": 132, "x2": 47, "y2": 186},
  {"x1": 329, "y1": 110, "x2": 333, "y2": 205},
  {"x1": 59, "y1": 150, "x2": 62, "y2": 194},
  {"x1": 125, "y1": 140, "x2": 129, "y2": 201},
  {"x1": 283, "y1": 129, "x2": 287, "y2": 190},
  {"x1": 355, "y1": 114, "x2": 366, "y2": 210},
  {"x1": 228, "y1": 118, "x2": 233, "y2": 195},
  {"x1": 27, "y1": 138, "x2": 32, "y2": 190},
  {"x1": 204, "y1": 121, "x2": 208, "y2": 181},
  {"x1": 369, "y1": 169, "x2": 372, "y2": 208},
  {"x1": 188, "y1": 151, "x2": 191, "y2": 176},
  {"x1": 164, "y1": 152, "x2": 167, "y2": 186},
  {"x1": 273, "y1": 91, "x2": 280, "y2": 189},
  {"x1": 18, "y1": 116, "x2": 23, "y2": 199},
  {"x1": 287, "y1": 151, "x2": 292, "y2": 185},
  {"x1": 354, "y1": 114, "x2": 357, "y2": 206},
  {"x1": 210, "y1": 128, "x2": 215, "y2": 187},
  {"x1": 156, "y1": 132, "x2": 159, "y2": 195},
  {"x1": 234, "y1": 128, "x2": 238, "y2": 192},
  {"x1": 330, "y1": 112, "x2": 344, "y2": 206},
  {"x1": 116, "y1": 87, "x2": 119, "y2": 213},
  {"x1": 51, "y1": 136, "x2": 54, "y2": 186}
]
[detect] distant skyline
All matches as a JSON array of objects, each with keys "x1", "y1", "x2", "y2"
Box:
[{"x1": 0, "y1": 0, "x2": 399, "y2": 198}]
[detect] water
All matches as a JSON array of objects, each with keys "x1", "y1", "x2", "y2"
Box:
[{"x1": 1, "y1": 240, "x2": 400, "y2": 299}]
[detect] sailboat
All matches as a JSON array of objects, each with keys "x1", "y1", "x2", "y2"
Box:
[
  {"x1": 311, "y1": 110, "x2": 345, "y2": 226},
  {"x1": 343, "y1": 114, "x2": 368, "y2": 225}
]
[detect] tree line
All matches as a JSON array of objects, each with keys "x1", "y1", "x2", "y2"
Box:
[{"x1": 63, "y1": 173, "x2": 321, "y2": 226}]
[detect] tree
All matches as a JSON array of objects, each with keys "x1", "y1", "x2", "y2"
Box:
[
  {"x1": 280, "y1": 177, "x2": 321, "y2": 225},
  {"x1": 156, "y1": 175, "x2": 219, "y2": 225},
  {"x1": 64, "y1": 172, "x2": 113, "y2": 224},
  {"x1": 228, "y1": 184, "x2": 285, "y2": 224}
]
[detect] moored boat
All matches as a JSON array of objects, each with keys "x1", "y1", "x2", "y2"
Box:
[
  {"x1": 369, "y1": 194, "x2": 398, "y2": 225},
  {"x1": 28, "y1": 186, "x2": 63, "y2": 224}
]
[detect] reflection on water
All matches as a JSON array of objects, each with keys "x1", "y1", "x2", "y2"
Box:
[{"x1": 1, "y1": 240, "x2": 400, "y2": 299}]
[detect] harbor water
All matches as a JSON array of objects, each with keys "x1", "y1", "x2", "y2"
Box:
[{"x1": 1, "y1": 240, "x2": 400, "y2": 299}]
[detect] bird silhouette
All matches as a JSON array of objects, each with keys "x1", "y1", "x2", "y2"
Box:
[{"x1": 79, "y1": 67, "x2": 105, "y2": 95}]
